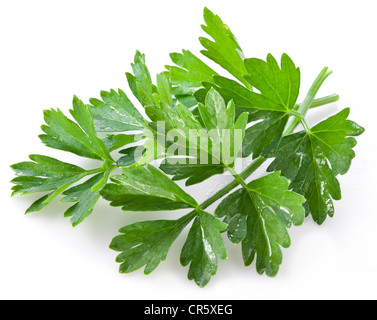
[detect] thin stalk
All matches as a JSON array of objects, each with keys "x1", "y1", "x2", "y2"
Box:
[
  {"x1": 294, "y1": 94, "x2": 339, "y2": 111},
  {"x1": 199, "y1": 156, "x2": 266, "y2": 210},
  {"x1": 299, "y1": 67, "x2": 334, "y2": 116},
  {"x1": 300, "y1": 118, "x2": 311, "y2": 132},
  {"x1": 308, "y1": 93, "x2": 339, "y2": 109},
  {"x1": 84, "y1": 168, "x2": 104, "y2": 176},
  {"x1": 283, "y1": 68, "x2": 334, "y2": 136}
]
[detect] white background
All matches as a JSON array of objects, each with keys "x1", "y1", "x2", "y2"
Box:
[{"x1": 1, "y1": 0, "x2": 376, "y2": 300}]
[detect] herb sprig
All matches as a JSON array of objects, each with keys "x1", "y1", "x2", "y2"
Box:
[{"x1": 11, "y1": 8, "x2": 364, "y2": 287}]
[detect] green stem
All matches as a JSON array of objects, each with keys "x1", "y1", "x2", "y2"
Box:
[
  {"x1": 300, "y1": 118, "x2": 311, "y2": 132},
  {"x1": 198, "y1": 162, "x2": 259, "y2": 211},
  {"x1": 84, "y1": 168, "x2": 104, "y2": 176},
  {"x1": 307, "y1": 93, "x2": 339, "y2": 109},
  {"x1": 226, "y1": 166, "x2": 249, "y2": 189},
  {"x1": 199, "y1": 156, "x2": 266, "y2": 210},
  {"x1": 283, "y1": 68, "x2": 334, "y2": 136},
  {"x1": 294, "y1": 94, "x2": 339, "y2": 111},
  {"x1": 299, "y1": 67, "x2": 333, "y2": 116}
]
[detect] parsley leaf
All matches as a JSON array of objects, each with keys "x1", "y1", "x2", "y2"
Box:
[
  {"x1": 200, "y1": 7, "x2": 249, "y2": 87},
  {"x1": 60, "y1": 172, "x2": 108, "y2": 227},
  {"x1": 180, "y1": 210, "x2": 227, "y2": 287},
  {"x1": 240, "y1": 53, "x2": 301, "y2": 157},
  {"x1": 215, "y1": 172, "x2": 305, "y2": 276},
  {"x1": 11, "y1": 155, "x2": 90, "y2": 213},
  {"x1": 177, "y1": 52, "x2": 301, "y2": 159},
  {"x1": 148, "y1": 88, "x2": 247, "y2": 185},
  {"x1": 89, "y1": 89, "x2": 146, "y2": 132},
  {"x1": 145, "y1": 100, "x2": 203, "y2": 138},
  {"x1": 242, "y1": 111, "x2": 289, "y2": 158},
  {"x1": 243, "y1": 53, "x2": 300, "y2": 112},
  {"x1": 195, "y1": 75, "x2": 257, "y2": 111},
  {"x1": 110, "y1": 214, "x2": 192, "y2": 275},
  {"x1": 198, "y1": 88, "x2": 248, "y2": 165},
  {"x1": 154, "y1": 72, "x2": 173, "y2": 106},
  {"x1": 102, "y1": 133, "x2": 136, "y2": 152},
  {"x1": 268, "y1": 108, "x2": 364, "y2": 224},
  {"x1": 126, "y1": 51, "x2": 156, "y2": 107},
  {"x1": 116, "y1": 146, "x2": 145, "y2": 167},
  {"x1": 40, "y1": 96, "x2": 112, "y2": 161},
  {"x1": 11, "y1": 96, "x2": 115, "y2": 225},
  {"x1": 167, "y1": 50, "x2": 217, "y2": 107},
  {"x1": 101, "y1": 164, "x2": 198, "y2": 211},
  {"x1": 160, "y1": 162, "x2": 225, "y2": 186},
  {"x1": 199, "y1": 87, "x2": 237, "y2": 132}
]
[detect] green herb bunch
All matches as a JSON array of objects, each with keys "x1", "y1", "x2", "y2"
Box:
[{"x1": 11, "y1": 8, "x2": 364, "y2": 287}]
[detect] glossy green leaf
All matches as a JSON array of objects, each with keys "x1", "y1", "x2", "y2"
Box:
[
  {"x1": 243, "y1": 53, "x2": 300, "y2": 112},
  {"x1": 268, "y1": 108, "x2": 364, "y2": 224},
  {"x1": 200, "y1": 7, "x2": 249, "y2": 87},
  {"x1": 175, "y1": 95, "x2": 198, "y2": 108},
  {"x1": 126, "y1": 51, "x2": 156, "y2": 107},
  {"x1": 11, "y1": 97, "x2": 115, "y2": 224},
  {"x1": 89, "y1": 89, "x2": 146, "y2": 132},
  {"x1": 11, "y1": 155, "x2": 91, "y2": 214},
  {"x1": 40, "y1": 96, "x2": 112, "y2": 161},
  {"x1": 199, "y1": 87, "x2": 235, "y2": 132},
  {"x1": 101, "y1": 164, "x2": 198, "y2": 211},
  {"x1": 61, "y1": 172, "x2": 107, "y2": 227},
  {"x1": 142, "y1": 109, "x2": 200, "y2": 168},
  {"x1": 153, "y1": 72, "x2": 173, "y2": 106},
  {"x1": 117, "y1": 146, "x2": 145, "y2": 167},
  {"x1": 181, "y1": 210, "x2": 227, "y2": 287},
  {"x1": 194, "y1": 79, "x2": 258, "y2": 129},
  {"x1": 160, "y1": 161, "x2": 225, "y2": 186},
  {"x1": 242, "y1": 111, "x2": 289, "y2": 158},
  {"x1": 167, "y1": 49, "x2": 217, "y2": 106},
  {"x1": 103, "y1": 134, "x2": 136, "y2": 152},
  {"x1": 142, "y1": 99, "x2": 205, "y2": 165},
  {"x1": 195, "y1": 75, "x2": 256, "y2": 109},
  {"x1": 11, "y1": 154, "x2": 86, "y2": 195},
  {"x1": 147, "y1": 89, "x2": 247, "y2": 183},
  {"x1": 196, "y1": 80, "x2": 289, "y2": 159},
  {"x1": 146, "y1": 100, "x2": 202, "y2": 133},
  {"x1": 215, "y1": 172, "x2": 305, "y2": 276},
  {"x1": 110, "y1": 214, "x2": 192, "y2": 274},
  {"x1": 199, "y1": 88, "x2": 248, "y2": 165}
]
